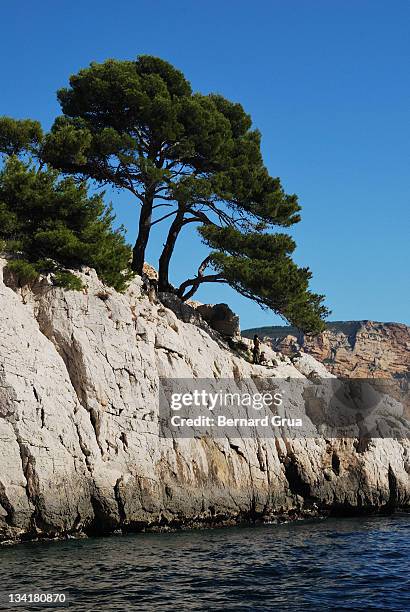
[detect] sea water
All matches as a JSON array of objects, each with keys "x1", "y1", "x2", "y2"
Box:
[{"x1": 1, "y1": 514, "x2": 409, "y2": 611}]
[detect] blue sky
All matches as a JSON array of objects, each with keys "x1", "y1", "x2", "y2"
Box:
[{"x1": 1, "y1": 0, "x2": 409, "y2": 328}]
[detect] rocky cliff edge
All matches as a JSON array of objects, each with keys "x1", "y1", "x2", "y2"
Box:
[{"x1": 0, "y1": 261, "x2": 409, "y2": 542}]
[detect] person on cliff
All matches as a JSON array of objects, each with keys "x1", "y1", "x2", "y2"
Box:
[{"x1": 252, "y1": 334, "x2": 261, "y2": 364}]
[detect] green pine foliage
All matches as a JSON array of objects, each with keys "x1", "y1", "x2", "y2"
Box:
[
  {"x1": 0, "y1": 117, "x2": 43, "y2": 157},
  {"x1": 0, "y1": 56, "x2": 330, "y2": 333},
  {"x1": 199, "y1": 225, "x2": 330, "y2": 334},
  {"x1": 53, "y1": 271, "x2": 85, "y2": 291},
  {"x1": 6, "y1": 259, "x2": 39, "y2": 285},
  {"x1": 0, "y1": 157, "x2": 133, "y2": 291},
  {"x1": 41, "y1": 56, "x2": 302, "y2": 280}
]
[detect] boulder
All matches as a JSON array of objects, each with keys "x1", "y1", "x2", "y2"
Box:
[{"x1": 196, "y1": 303, "x2": 240, "y2": 338}]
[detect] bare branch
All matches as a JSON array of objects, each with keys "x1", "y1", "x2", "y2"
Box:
[
  {"x1": 150, "y1": 210, "x2": 179, "y2": 226},
  {"x1": 197, "y1": 255, "x2": 213, "y2": 275},
  {"x1": 178, "y1": 273, "x2": 227, "y2": 301},
  {"x1": 177, "y1": 254, "x2": 225, "y2": 300},
  {"x1": 181, "y1": 210, "x2": 213, "y2": 226},
  {"x1": 152, "y1": 201, "x2": 174, "y2": 210}
]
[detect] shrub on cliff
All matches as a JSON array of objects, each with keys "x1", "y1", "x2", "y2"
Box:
[{"x1": 0, "y1": 156, "x2": 133, "y2": 291}]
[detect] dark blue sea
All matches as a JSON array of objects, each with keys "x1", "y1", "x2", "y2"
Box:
[{"x1": 1, "y1": 514, "x2": 409, "y2": 611}]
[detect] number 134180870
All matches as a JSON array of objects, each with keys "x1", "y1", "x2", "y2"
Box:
[{"x1": 8, "y1": 593, "x2": 67, "y2": 604}]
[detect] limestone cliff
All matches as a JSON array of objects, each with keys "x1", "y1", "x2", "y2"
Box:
[
  {"x1": 0, "y1": 262, "x2": 409, "y2": 543},
  {"x1": 243, "y1": 321, "x2": 410, "y2": 379}
]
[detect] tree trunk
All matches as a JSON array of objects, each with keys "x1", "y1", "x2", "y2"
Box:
[
  {"x1": 132, "y1": 194, "x2": 154, "y2": 274},
  {"x1": 158, "y1": 205, "x2": 185, "y2": 292}
]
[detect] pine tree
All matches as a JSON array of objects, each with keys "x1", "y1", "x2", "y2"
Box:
[
  {"x1": 0, "y1": 57, "x2": 329, "y2": 332},
  {"x1": 0, "y1": 156, "x2": 132, "y2": 291},
  {"x1": 184, "y1": 226, "x2": 330, "y2": 334},
  {"x1": 41, "y1": 56, "x2": 300, "y2": 284}
]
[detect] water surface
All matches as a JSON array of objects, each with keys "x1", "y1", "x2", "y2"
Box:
[{"x1": 1, "y1": 514, "x2": 409, "y2": 611}]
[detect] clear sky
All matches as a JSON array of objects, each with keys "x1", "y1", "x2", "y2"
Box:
[{"x1": 1, "y1": 0, "x2": 409, "y2": 329}]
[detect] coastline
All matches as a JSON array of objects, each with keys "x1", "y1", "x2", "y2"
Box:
[{"x1": 0, "y1": 263, "x2": 409, "y2": 545}]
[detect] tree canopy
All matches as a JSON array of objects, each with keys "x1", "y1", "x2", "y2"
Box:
[
  {"x1": 42, "y1": 57, "x2": 300, "y2": 278},
  {"x1": 195, "y1": 226, "x2": 329, "y2": 333},
  {"x1": 0, "y1": 155, "x2": 132, "y2": 291},
  {"x1": 0, "y1": 55, "x2": 330, "y2": 333},
  {"x1": 0, "y1": 117, "x2": 43, "y2": 157}
]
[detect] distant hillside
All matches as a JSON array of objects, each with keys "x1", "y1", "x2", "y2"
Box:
[{"x1": 242, "y1": 321, "x2": 410, "y2": 379}]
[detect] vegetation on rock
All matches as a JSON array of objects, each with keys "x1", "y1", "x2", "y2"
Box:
[
  {"x1": 0, "y1": 154, "x2": 132, "y2": 291},
  {"x1": 196, "y1": 226, "x2": 329, "y2": 333},
  {"x1": 0, "y1": 56, "x2": 329, "y2": 331}
]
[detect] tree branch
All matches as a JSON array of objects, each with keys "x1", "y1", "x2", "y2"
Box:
[
  {"x1": 150, "y1": 210, "x2": 179, "y2": 226},
  {"x1": 177, "y1": 255, "x2": 226, "y2": 300},
  {"x1": 152, "y1": 202, "x2": 174, "y2": 210},
  {"x1": 178, "y1": 273, "x2": 227, "y2": 301}
]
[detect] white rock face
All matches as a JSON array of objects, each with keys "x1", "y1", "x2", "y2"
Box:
[{"x1": 0, "y1": 261, "x2": 409, "y2": 541}]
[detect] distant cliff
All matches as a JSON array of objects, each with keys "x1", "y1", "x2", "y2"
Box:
[{"x1": 243, "y1": 321, "x2": 410, "y2": 379}]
